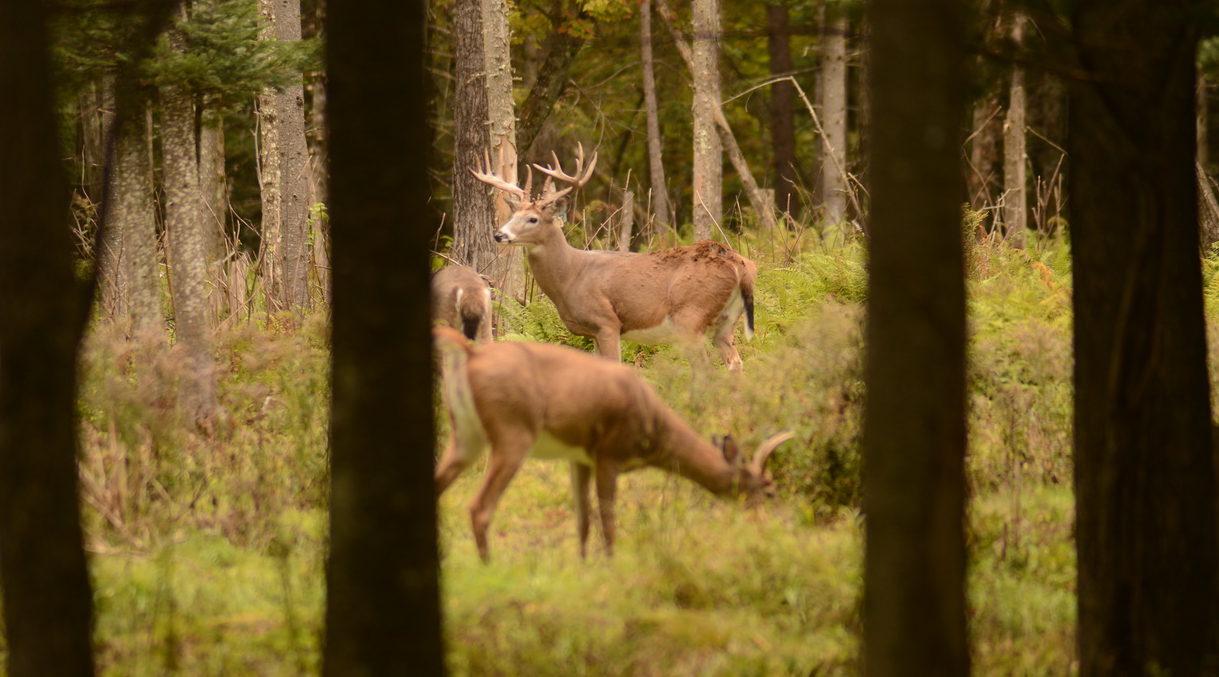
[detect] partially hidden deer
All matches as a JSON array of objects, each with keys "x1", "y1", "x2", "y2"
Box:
[
  {"x1": 433, "y1": 326, "x2": 794, "y2": 562},
  {"x1": 471, "y1": 144, "x2": 758, "y2": 371},
  {"x1": 431, "y1": 264, "x2": 493, "y2": 343}
]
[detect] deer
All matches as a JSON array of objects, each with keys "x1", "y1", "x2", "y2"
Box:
[
  {"x1": 471, "y1": 144, "x2": 758, "y2": 371},
  {"x1": 433, "y1": 326, "x2": 794, "y2": 562},
  {"x1": 431, "y1": 264, "x2": 493, "y2": 343}
]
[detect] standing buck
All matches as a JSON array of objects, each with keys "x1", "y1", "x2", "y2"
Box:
[
  {"x1": 471, "y1": 145, "x2": 758, "y2": 370},
  {"x1": 433, "y1": 326, "x2": 793, "y2": 562},
  {"x1": 431, "y1": 264, "x2": 493, "y2": 343}
]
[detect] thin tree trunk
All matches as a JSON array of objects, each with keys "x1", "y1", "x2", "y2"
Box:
[
  {"x1": 322, "y1": 0, "x2": 445, "y2": 672},
  {"x1": 1002, "y1": 11, "x2": 1027, "y2": 246},
  {"x1": 767, "y1": 2, "x2": 797, "y2": 220},
  {"x1": 968, "y1": 89, "x2": 1002, "y2": 210},
  {"x1": 1069, "y1": 2, "x2": 1219, "y2": 673},
  {"x1": 864, "y1": 0, "x2": 969, "y2": 674},
  {"x1": 516, "y1": 1, "x2": 587, "y2": 158},
  {"x1": 257, "y1": 83, "x2": 283, "y2": 306},
  {"x1": 80, "y1": 77, "x2": 115, "y2": 206},
  {"x1": 0, "y1": 2, "x2": 97, "y2": 673},
  {"x1": 259, "y1": 0, "x2": 310, "y2": 313},
  {"x1": 451, "y1": 0, "x2": 497, "y2": 271},
  {"x1": 199, "y1": 107, "x2": 228, "y2": 321},
  {"x1": 691, "y1": 0, "x2": 723, "y2": 239},
  {"x1": 819, "y1": 8, "x2": 848, "y2": 225},
  {"x1": 641, "y1": 0, "x2": 672, "y2": 234},
  {"x1": 161, "y1": 57, "x2": 219, "y2": 430},
  {"x1": 482, "y1": 0, "x2": 523, "y2": 306}
]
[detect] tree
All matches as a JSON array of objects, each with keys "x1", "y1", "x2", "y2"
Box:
[
  {"x1": 0, "y1": 1, "x2": 97, "y2": 673},
  {"x1": 691, "y1": 0, "x2": 723, "y2": 239},
  {"x1": 1068, "y1": 1, "x2": 1219, "y2": 673},
  {"x1": 322, "y1": 0, "x2": 445, "y2": 672},
  {"x1": 258, "y1": 0, "x2": 311, "y2": 314},
  {"x1": 818, "y1": 3, "x2": 848, "y2": 225},
  {"x1": 451, "y1": 0, "x2": 497, "y2": 272},
  {"x1": 767, "y1": 1, "x2": 798, "y2": 219},
  {"x1": 516, "y1": 0, "x2": 590, "y2": 158},
  {"x1": 1001, "y1": 9, "x2": 1026, "y2": 246},
  {"x1": 863, "y1": 0, "x2": 968, "y2": 674},
  {"x1": 482, "y1": 0, "x2": 525, "y2": 302},
  {"x1": 641, "y1": 0, "x2": 673, "y2": 233}
]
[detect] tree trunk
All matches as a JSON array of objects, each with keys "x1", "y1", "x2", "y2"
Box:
[
  {"x1": 691, "y1": 0, "x2": 723, "y2": 239},
  {"x1": 1069, "y1": 2, "x2": 1219, "y2": 674},
  {"x1": 322, "y1": 0, "x2": 445, "y2": 673},
  {"x1": 863, "y1": 0, "x2": 969, "y2": 674},
  {"x1": 767, "y1": 2, "x2": 797, "y2": 220},
  {"x1": 1001, "y1": 11, "x2": 1027, "y2": 246},
  {"x1": 0, "y1": 2, "x2": 97, "y2": 673},
  {"x1": 259, "y1": 0, "x2": 311, "y2": 314},
  {"x1": 199, "y1": 107, "x2": 228, "y2": 321},
  {"x1": 481, "y1": 0, "x2": 524, "y2": 305},
  {"x1": 161, "y1": 63, "x2": 219, "y2": 430},
  {"x1": 102, "y1": 102, "x2": 163, "y2": 334},
  {"x1": 451, "y1": 0, "x2": 497, "y2": 271},
  {"x1": 516, "y1": 1, "x2": 588, "y2": 159},
  {"x1": 79, "y1": 77, "x2": 115, "y2": 206},
  {"x1": 1199, "y1": 73, "x2": 1209, "y2": 171},
  {"x1": 819, "y1": 8, "x2": 848, "y2": 225},
  {"x1": 641, "y1": 0, "x2": 673, "y2": 234}
]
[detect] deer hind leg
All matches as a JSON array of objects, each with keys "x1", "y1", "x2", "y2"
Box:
[
  {"x1": 570, "y1": 461, "x2": 593, "y2": 559},
  {"x1": 468, "y1": 439, "x2": 529, "y2": 563},
  {"x1": 594, "y1": 327, "x2": 623, "y2": 363},
  {"x1": 713, "y1": 320, "x2": 743, "y2": 372},
  {"x1": 594, "y1": 456, "x2": 620, "y2": 557}
]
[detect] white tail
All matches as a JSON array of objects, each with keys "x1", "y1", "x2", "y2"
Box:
[
  {"x1": 433, "y1": 326, "x2": 794, "y2": 562},
  {"x1": 431, "y1": 264, "x2": 493, "y2": 343},
  {"x1": 472, "y1": 145, "x2": 758, "y2": 370}
]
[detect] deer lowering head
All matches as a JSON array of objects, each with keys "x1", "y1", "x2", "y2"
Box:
[
  {"x1": 471, "y1": 146, "x2": 758, "y2": 371},
  {"x1": 431, "y1": 264, "x2": 493, "y2": 343},
  {"x1": 433, "y1": 326, "x2": 794, "y2": 562}
]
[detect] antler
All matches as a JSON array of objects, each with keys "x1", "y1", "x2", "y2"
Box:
[
  {"x1": 470, "y1": 145, "x2": 532, "y2": 204},
  {"x1": 749, "y1": 431, "x2": 795, "y2": 475},
  {"x1": 533, "y1": 143, "x2": 598, "y2": 208}
]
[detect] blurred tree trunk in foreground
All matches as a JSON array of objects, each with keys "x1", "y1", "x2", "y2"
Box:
[
  {"x1": 863, "y1": 0, "x2": 969, "y2": 674},
  {"x1": 0, "y1": 1, "x2": 96, "y2": 674},
  {"x1": 322, "y1": 0, "x2": 445, "y2": 672},
  {"x1": 1068, "y1": 1, "x2": 1219, "y2": 673}
]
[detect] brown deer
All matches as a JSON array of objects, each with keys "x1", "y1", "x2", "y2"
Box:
[
  {"x1": 433, "y1": 326, "x2": 793, "y2": 562},
  {"x1": 471, "y1": 145, "x2": 758, "y2": 370},
  {"x1": 431, "y1": 264, "x2": 493, "y2": 343}
]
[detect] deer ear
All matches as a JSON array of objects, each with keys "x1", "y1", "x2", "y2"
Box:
[
  {"x1": 547, "y1": 197, "x2": 569, "y2": 220},
  {"x1": 720, "y1": 434, "x2": 741, "y2": 465}
]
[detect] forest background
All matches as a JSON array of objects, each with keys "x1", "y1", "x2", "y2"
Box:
[{"x1": 2, "y1": 0, "x2": 1217, "y2": 674}]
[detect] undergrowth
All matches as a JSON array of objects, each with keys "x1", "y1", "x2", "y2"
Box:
[{"x1": 45, "y1": 222, "x2": 1142, "y2": 675}]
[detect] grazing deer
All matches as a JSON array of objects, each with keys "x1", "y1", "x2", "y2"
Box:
[
  {"x1": 471, "y1": 145, "x2": 758, "y2": 371},
  {"x1": 431, "y1": 264, "x2": 493, "y2": 343},
  {"x1": 433, "y1": 326, "x2": 794, "y2": 562}
]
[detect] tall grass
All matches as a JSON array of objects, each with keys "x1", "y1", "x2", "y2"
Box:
[{"x1": 47, "y1": 224, "x2": 1114, "y2": 674}]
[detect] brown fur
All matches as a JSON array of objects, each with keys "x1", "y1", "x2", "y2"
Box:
[
  {"x1": 430, "y1": 264, "x2": 493, "y2": 343},
  {"x1": 433, "y1": 327, "x2": 792, "y2": 561}
]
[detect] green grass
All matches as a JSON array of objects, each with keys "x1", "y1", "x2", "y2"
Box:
[{"x1": 49, "y1": 227, "x2": 1107, "y2": 674}]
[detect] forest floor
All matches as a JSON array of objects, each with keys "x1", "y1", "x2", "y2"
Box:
[{"x1": 18, "y1": 227, "x2": 1208, "y2": 674}]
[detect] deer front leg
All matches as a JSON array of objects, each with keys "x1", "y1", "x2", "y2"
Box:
[
  {"x1": 594, "y1": 328, "x2": 623, "y2": 363},
  {"x1": 468, "y1": 442, "x2": 528, "y2": 563},
  {"x1": 570, "y1": 461, "x2": 593, "y2": 559},
  {"x1": 594, "y1": 457, "x2": 620, "y2": 557}
]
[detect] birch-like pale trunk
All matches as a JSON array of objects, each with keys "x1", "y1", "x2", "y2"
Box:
[
  {"x1": 1002, "y1": 11, "x2": 1027, "y2": 247},
  {"x1": 690, "y1": 0, "x2": 722, "y2": 240},
  {"x1": 819, "y1": 10, "x2": 848, "y2": 225},
  {"x1": 482, "y1": 0, "x2": 523, "y2": 305},
  {"x1": 199, "y1": 107, "x2": 229, "y2": 320}
]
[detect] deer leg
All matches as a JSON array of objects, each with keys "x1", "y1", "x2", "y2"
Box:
[
  {"x1": 570, "y1": 461, "x2": 593, "y2": 559},
  {"x1": 594, "y1": 457, "x2": 620, "y2": 557},
  {"x1": 468, "y1": 442, "x2": 528, "y2": 563},
  {"x1": 713, "y1": 321, "x2": 743, "y2": 372},
  {"x1": 594, "y1": 328, "x2": 623, "y2": 363},
  {"x1": 434, "y1": 439, "x2": 471, "y2": 496}
]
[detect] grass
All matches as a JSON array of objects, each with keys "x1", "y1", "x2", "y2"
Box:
[{"x1": 6, "y1": 225, "x2": 1104, "y2": 674}]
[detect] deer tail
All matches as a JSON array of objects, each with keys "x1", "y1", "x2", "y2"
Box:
[{"x1": 739, "y1": 260, "x2": 756, "y2": 341}]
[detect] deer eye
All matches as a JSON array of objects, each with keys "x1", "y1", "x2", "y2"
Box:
[{"x1": 528, "y1": 216, "x2": 539, "y2": 224}]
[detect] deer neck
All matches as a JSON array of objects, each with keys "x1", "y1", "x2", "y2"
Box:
[
  {"x1": 650, "y1": 409, "x2": 747, "y2": 496},
  {"x1": 524, "y1": 223, "x2": 587, "y2": 299}
]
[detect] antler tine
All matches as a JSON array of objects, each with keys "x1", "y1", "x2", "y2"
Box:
[
  {"x1": 531, "y1": 144, "x2": 598, "y2": 207},
  {"x1": 523, "y1": 164, "x2": 533, "y2": 200},
  {"x1": 469, "y1": 148, "x2": 527, "y2": 200}
]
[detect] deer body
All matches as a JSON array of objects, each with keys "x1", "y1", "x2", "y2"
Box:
[
  {"x1": 473, "y1": 145, "x2": 757, "y2": 370},
  {"x1": 434, "y1": 327, "x2": 792, "y2": 561},
  {"x1": 431, "y1": 264, "x2": 493, "y2": 343}
]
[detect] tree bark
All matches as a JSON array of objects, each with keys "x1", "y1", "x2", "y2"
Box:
[
  {"x1": 199, "y1": 106, "x2": 228, "y2": 320},
  {"x1": 691, "y1": 0, "x2": 723, "y2": 239},
  {"x1": 259, "y1": 0, "x2": 311, "y2": 313},
  {"x1": 79, "y1": 77, "x2": 115, "y2": 206},
  {"x1": 1069, "y1": 2, "x2": 1219, "y2": 674},
  {"x1": 451, "y1": 0, "x2": 497, "y2": 272},
  {"x1": 161, "y1": 37, "x2": 219, "y2": 430},
  {"x1": 819, "y1": 8, "x2": 848, "y2": 225},
  {"x1": 0, "y1": 2, "x2": 97, "y2": 673},
  {"x1": 863, "y1": 0, "x2": 969, "y2": 674},
  {"x1": 767, "y1": 2, "x2": 797, "y2": 220},
  {"x1": 1001, "y1": 11, "x2": 1027, "y2": 246},
  {"x1": 322, "y1": 0, "x2": 445, "y2": 673},
  {"x1": 481, "y1": 0, "x2": 524, "y2": 305},
  {"x1": 641, "y1": 0, "x2": 673, "y2": 234}
]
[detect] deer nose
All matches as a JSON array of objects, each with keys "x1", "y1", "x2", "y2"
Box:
[{"x1": 494, "y1": 231, "x2": 510, "y2": 243}]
